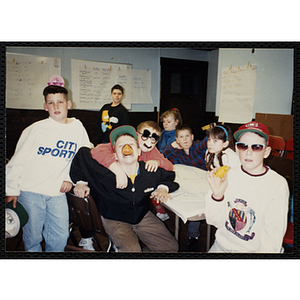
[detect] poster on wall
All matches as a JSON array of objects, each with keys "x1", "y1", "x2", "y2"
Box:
[
  {"x1": 71, "y1": 58, "x2": 153, "y2": 110},
  {"x1": 218, "y1": 64, "x2": 257, "y2": 123},
  {"x1": 6, "y1": 53, "x2": 61, "y2": 109}
]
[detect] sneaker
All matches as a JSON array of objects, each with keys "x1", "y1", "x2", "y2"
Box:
[
  {"x1": 187, "y1": 237, "x2": 199, "y2": 252},
  {"x1": 79, "y1": 237, "x2": 95, "y2": 251},
  {"x1": 156, "y1": 212, "x2": 170, "y2": 221}
]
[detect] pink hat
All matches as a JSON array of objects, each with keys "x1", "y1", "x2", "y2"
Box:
[
  {"x1": 48, "y1": 75, "x2": 65, "y2": 87},
  {"x1": 234, "y1": 121, "x2": 269, "y2": 143}
]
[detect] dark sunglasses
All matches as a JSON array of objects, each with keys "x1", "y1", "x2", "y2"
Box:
[
  {"x1": 235, "y1": 142, "x2": 266, "y2": 152},
  {"x1": 138, "y1": 129, "x2": 160, "y2": 144}
]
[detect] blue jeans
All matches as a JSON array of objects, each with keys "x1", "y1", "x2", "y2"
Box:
[{"x1": 18, "y1": 191, "x2": 69, "y2": 252}]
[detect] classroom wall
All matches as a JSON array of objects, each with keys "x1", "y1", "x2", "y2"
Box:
[
  {"x1": 6, "y1": 46, "x2": 294, "y2": 117},
  {"x1": 214, "y1": 48, "x2": 294, "y2": 117},
  {"x1": 6, "y1": 46, "x2": 210, "y2": 112}
]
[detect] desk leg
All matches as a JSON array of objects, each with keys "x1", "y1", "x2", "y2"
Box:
[
  {"x1": 206, "y1": 224, "x2": 211, "y2": 252},
  {"x1": 175, "y1": 215, "x2": 180, "y2": 240}
]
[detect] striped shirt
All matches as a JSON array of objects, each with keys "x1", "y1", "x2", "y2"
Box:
[{"x1": 161, "y1": 137, "x2": 208, "y2": 170}]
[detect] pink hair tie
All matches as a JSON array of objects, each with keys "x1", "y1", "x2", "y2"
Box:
[
  {"x1": 48, "y1": 75, "x2": 65, "y2": 87},
  {"x1": 172, "y1": 108, "x2": 177, "y2": 111}
]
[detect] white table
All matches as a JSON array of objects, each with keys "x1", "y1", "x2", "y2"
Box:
[{"x1": 163, "y1": 164, "x2": 211, "y2": 251}]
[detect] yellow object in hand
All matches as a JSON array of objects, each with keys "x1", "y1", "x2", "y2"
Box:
[
  {"x1": 215, "y1": 166, "x2": 230, "y2": 179},
  {"x1": 122, "y1": 144, "x2": 133, "y2": 156}
]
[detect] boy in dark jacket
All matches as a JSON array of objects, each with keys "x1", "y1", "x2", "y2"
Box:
[{"x1": 70, "y1": 125, "x2": 179, "y2": 252}]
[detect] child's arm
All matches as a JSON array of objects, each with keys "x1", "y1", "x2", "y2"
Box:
[
  {"x1": 259, "y1": 178, "x2": 289, "y2": 252},
  {"x1": 60, "y1": 181, "x2": 73, "y2": 193},
  {"x1": 142, "y1": 147, "x2": 174, "y2": 172},
  {"x1": 194, "y1": 136, "x2": 208, "y2": 152},
  {"x1": 206, "y1": 168, "x2": 228, "y2": 200},
  {"x1": 108, "y1": 162, "x2": 128, "y2": 189},
  {"x1": 150, "y1": 186, "x2": 172, "y2": 203},
  {"x1": 91, "y1": 143, "x2": 116, "y2": 168},
  {"x1": 6, "y1": 125, "x2": 35, "y2": 197},
  {"x1": 73, "y1": 182, "x2": 90, "y2": 198},
  {"x1": 161, "y1": 144, "x2": 180, "y2": 163},
  {"x1": 171, "y1": 140, "x2": 182, "y2": 149},
  {"x1": 91, "y1": 144, "x2": 128, "y2": 189},
  {"x1": 144, "y1": 160, "x2": 160, "y2": 172},
  {"x1": 6, "y1": 196, "x2": 18, "y2": 208},
  {"x1": 91, "y1": 143, "x2": 128, "y2": 188}
]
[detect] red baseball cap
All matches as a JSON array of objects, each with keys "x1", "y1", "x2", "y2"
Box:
[{"x1": 234, "y1": 121, "x2": 269, "y2": 143}]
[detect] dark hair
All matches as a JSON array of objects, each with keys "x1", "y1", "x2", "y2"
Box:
[
  {"x1": 160, "y1": 108, "x2": 183, "y2": 129},
  {"x1": 111, "y1": 84, "x2": 124, "y2": 94},
  {"x1": 176, "y1": 124, "x2": 193, "y2": 137},
  {"x1": 206, "y1": 125, "x2": 234, "y2": 171},
  {"x1": 43, "y1": 85, "x2": 68, "y2": 101}
]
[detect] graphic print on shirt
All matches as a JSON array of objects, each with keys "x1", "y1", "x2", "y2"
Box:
[
  {"x1": 225, "y1": 198, "x2": 256, "y2": 241},
  {"x1": 37, "y1": 139, "x2": 78, "y2": 161},
  {"x1": 101, "y1": 110, "x2": 119, "y2": 132}
]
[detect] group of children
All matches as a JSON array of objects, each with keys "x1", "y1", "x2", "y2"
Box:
[{"x1": 5, "y1": 77, "x2": 290, "y2": 253}]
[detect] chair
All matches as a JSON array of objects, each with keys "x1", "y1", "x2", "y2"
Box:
[
  {"x1": 285, "y1": 138, "x2": 293, "y2": 159},
  {"x1": 283, "y1": 222, "x2": 293, "y2": 245},
  {"x1": 66, "y1": 190, "x2": 112, "y2": 252},
  {"x1": 269, "y1": 135, "x2": 285, "y2": 157}
]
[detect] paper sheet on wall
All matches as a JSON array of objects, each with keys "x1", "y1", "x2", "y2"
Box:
[
  {"x1": 6, "y1": 53, "x2": 61, "y2": 109},
  {"x1": 71, "y1": 59, "x2": 131, "y2": 110},
  {"x1": 118, "y1": 69, "x2": 152, "y2": 105},
  {"x1": 71, "y1": 59, "x2": 153, "y2": 110},
  {"x1": 219, "y1": 64, "x2": 257, "y2": 123}
]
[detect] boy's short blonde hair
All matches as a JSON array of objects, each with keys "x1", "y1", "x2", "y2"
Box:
[{"x1": 137, "y1": 121, "x2": 161, "y2": 134}]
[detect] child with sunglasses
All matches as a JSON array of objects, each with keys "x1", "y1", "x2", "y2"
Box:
[
  {"x1": 205, "y1": 121, "x2": 289, "y2": 253},
  {"x1": 91, "y1": 121, "x2": 173, "y2": 221},
  {"x1": 206, "y1": 125, "x2": 240, "y2": 171}
]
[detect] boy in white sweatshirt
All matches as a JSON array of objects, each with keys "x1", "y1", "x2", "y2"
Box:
[
  {"x1": 205, "y1": 121, "x2": 289, "y2": 253},
  {"x1": 6, "y1": 76, "x2": 90, "y2": 252}
]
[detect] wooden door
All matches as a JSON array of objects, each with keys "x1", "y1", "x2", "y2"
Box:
[{"x1": 160, "y1": 57, "x2": 208, "y2": 140}]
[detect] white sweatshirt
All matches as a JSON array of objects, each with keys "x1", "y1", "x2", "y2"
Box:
[
  {"x1": 6, "y1": 117, "x2": 90, "y2": 197},
  {"x1": 205, "y1": 166, "x2": 289, "y2": 253}
]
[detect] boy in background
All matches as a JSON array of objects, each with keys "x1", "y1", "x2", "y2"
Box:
[
  {"x1": 162, "y1": 124, "x2": 208, "y2": 251},
  {"x1": 70, "y1": 126, "x2": 179, "y2": 252},
  {"x1": 6, "y1": 76, "x2": 90, "y2": 252},
  {"x1": 96, "y1": 84, "x2": 129, "y2": 144},
  {"x1": 206, "y1": 121, "x2": 289, "y2": 253}
]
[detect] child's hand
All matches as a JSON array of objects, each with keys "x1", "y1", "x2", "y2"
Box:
[
  {"x1": 150, "y1": 188, "x2": 172, "y2": 203},
  {"x1": 109, "y1": 162, "x2": 128, "y2": 189},
  {"x1": 74, "y1": 183, "x2": 90, "y2": 198},
  {"x1": 60, "y1": 181, "x2": 73, "y2": 193},
  {"x1": 171, "y1": 141, "x2": 182, "y2": 149},
  {"x1": 206, "y1": 168, "x2": 228, "y2": 200},
  {"x1": 145, "y1": 160, "x2": 159, "y2": 172},
  {"x1": 6, "y1": 196, "x2": 18, "y2": 208},
  {"x1": 115, "y1": 171, "x2": 128, "y2": 189}
]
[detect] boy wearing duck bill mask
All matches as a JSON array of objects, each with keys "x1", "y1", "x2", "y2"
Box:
[{"x1": 70, "y1": 126, "x2": 179, "y2": 252}]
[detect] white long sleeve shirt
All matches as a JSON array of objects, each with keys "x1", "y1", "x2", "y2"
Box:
[
  {"x1": 6, "y1": 117, "x2": 90, "y2": 197},
  {"x1": 205, "y1": 148, "x2": 241, "y2": 170},
  {"x1": 205, "y1": 165, "x2": 289, "y2": 253}
]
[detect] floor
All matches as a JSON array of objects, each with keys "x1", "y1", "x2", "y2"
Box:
[{"x1": 6, "y1": 205, "x2": 293, "y2": 255}]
